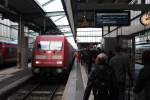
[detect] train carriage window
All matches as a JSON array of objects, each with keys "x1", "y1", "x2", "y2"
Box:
[
  {"x1": 37, "y1": 41, "x2": 63, "y2": 50},
  {"x1": 7, "y1": 46, "x2": 17, "y2": 57},
  {"x1": 135, "y1": 44, "x2": 150, "y2": 64}
]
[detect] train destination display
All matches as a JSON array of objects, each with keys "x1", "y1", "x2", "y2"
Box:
[{"x1": 96, "y1": 11, "x2": 130, "y2": 26}]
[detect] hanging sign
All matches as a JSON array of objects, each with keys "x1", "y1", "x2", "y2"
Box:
[{"x1": 95, "y1": 11, "x2": 130, "y2": 26}]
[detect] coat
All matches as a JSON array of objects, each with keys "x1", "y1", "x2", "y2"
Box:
[
  {"x1": 134, "y1": 63, "x2": 150, "y2": 100},
  {"x1": 83, "y1": 64, "x2": 118, "y2": 100}
]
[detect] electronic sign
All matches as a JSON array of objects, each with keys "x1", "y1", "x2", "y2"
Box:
[{"x1": 95, "y1": 11, "x2": 130, "y2": 26}]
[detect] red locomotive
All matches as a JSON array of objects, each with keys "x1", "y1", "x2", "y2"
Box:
[
  {"x1": 31, "y1": 35, "x2": 74, "y2": 75},
  {"x1": 0, "y1": 40, "x2": 17, "y2": 65}
]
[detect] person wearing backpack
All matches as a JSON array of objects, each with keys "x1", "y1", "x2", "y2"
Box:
[{"x1": 83, "y1": 53, "x2": 118, "y2": 100}]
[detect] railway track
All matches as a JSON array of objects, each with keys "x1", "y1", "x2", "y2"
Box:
[{"x1": 7, "y1": 78, "x2": 65, "y2": 100}]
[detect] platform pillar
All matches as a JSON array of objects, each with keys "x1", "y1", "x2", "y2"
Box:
[
  {"x1": 131, "y1": 37, "x2": 135, "y2": 75},
  {"x1": 17, "y1": 16, "x2": 27, "y2": 68},
  {"x1": 23, "y1": 37, "x2": 28, "y2": 68}
]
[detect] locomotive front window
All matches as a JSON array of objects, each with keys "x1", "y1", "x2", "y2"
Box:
[
  {"x1": 50, "y1": 41, "x2": 63, "y2": 50},
  {"x1": 37, "y1": 41, "x2": 63, "y2": 50},
  {"x1": 37, "y1": 41, "x2": 49, "y2": 50}
]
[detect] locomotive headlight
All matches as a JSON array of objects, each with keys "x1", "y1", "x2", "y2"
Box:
[
  {"x1": 56, "y1": 61, "x2": 62, "y2": 64},
  {"x1": 35, "y1": 61, "x2": 40, "y2": 64},
  {"x1": 47, "y1": 51, "x2": 52, "y2": 53}
]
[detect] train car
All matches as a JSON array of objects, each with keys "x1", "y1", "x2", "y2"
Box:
[
  {"x1": 31, "y1": 35, "x2": 74, "y2": 76},
  {"x1": 0, "y1": 40, "x2": 17, "y2": 65},
  {"x1": 135, "y1": 43, "x2": 150, "y2": 64}
]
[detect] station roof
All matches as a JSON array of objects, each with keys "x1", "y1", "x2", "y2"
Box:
[
  {"x1": 36, "y1": 0, "x2": 72, "y2": 36},
  {"x1": 0, "y1": 0, "x2": 58, "y2": 33},
  {"x1": 67, "y1": 0, "x2": 133, "y2": 47}
]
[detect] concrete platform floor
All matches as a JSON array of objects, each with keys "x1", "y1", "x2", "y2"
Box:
[
  {"x1": 0, "y1": 67, "x2": 32, "y2": 99},
  {"x1": 62, "y1": 61, "x2": 144, "y2": 100}
]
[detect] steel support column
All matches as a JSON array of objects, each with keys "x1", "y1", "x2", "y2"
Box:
[
  {"x1": 17, "y1": 16, "x2": 22, "y2": 68},
  {"x1": 42, "y1": 0, "x2": 56, "y2": 7},
  {"x1": 131, "y1": 37, "x2": 135, "y2": 73},
  {"x1": 102, "y1": 27, "x2": 104, "y2": 37},
  {"x1": 46, "y1": 11, "x2": 65, "y2": 17},
  {"x1": 4, "y1": 0, "x2": 8, "y2": 7},
  {"x1": 17, "y1": 16, "x2": 27, "y2": 68}
]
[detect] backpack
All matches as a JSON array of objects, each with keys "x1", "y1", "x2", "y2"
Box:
[{"x1": 92, "y1": 64, "x2": 114, "y2": 99}]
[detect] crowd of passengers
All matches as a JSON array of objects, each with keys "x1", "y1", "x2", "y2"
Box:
[{"x1": 77, "y1": 46, "x2": 150, "y2": 100}]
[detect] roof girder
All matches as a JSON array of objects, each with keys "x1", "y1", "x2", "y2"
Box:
[
  {"x1": 77, "y1": 3, "x2": 150, "y2": 11},
  {"x1": 46, "y1": 11, "x2": 65, "y2": 17},
  {"x1": 42, "y1": 0, "x2": 56, "y2": 7}
]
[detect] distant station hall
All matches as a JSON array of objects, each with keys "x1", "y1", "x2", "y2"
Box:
[{"x1": 0, "y1": 0, "x2": 150, "y2": 100}]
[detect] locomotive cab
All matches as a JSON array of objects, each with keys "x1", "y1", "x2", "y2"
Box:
[{"x1": 32, "y1": 35, "x2": 74, "y2": 76}]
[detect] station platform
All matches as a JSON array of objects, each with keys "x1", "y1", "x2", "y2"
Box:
[
  {"x1": 62, "y1": 61, "x2": 145, "y2": 100},
  {"x1": 62, "y1": 61, "x2": 93, "y2": 100},
  {"x1": 0, "y1": 67, "x2": 32, "y2": 99}
]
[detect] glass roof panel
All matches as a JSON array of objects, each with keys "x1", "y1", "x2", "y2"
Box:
[
  {"x1": 50, "y1": 16, "x2": 63, "y2": 21},
  {"x1": 36, "y1": 0, "x2": 63, "y2": 12},
  {"x1": 36, "y1": 0, "x2": 76, "y2": 48},
  {"x1": 36, "y1": 0, "x2": 69, "y2": 29},
  {"x1": 60, "y1": 27, "x2": 71, "y2": 33},
  {"x1": 51, "y1": 16, "x2": 69, "y2": 26},
  {"x1": 36, "y1": 0, "x2": 50, "y2": 5},
  {"x1": 43, "y1": 0, "x2": 64, "y2": 12}
]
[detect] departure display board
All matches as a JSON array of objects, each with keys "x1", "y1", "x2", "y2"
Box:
[{"x1": 95, "y1": 11, "x2": 130, "y2": 26}]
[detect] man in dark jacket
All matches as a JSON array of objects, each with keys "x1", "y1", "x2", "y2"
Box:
[
  {"x1": 109, "y1": 46, "x2": 133, "y2": 100},
  {"x1": 83, "y1": 53, "x2": 118, "y2": 100},
  {"x1": 134, "y1": 50, "x2": 150, "y2": 100}
]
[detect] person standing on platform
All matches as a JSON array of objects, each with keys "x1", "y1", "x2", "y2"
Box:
[
  {"x1": 83, "y1": 53, "x2": 118, "y2": 100},
  {"x1": 108, "y1": 50, "x2": 115, "y2": 62},
  {"x1": 84, "y1": 48, "x2": 92, "y2": 74},
  {"x1": 109, "y1": 46, "x2": 133, "y2": 100},
  {"x1": 134, "y1": 50, "x2": 150, "y2": 100},
  {"x1": 74, "y1": 50, "x2": 79, "y2": 63}
]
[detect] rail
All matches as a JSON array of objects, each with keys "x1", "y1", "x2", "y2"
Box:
[{"x1": 20, "y1": 83, "x2": 40, "y2": 100}]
